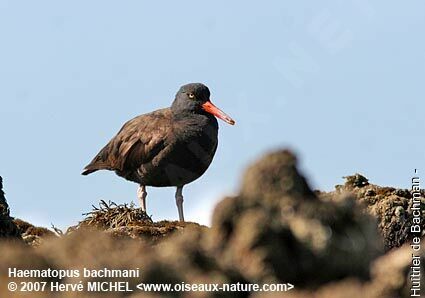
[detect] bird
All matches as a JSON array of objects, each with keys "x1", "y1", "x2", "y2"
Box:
[{"x1": 82, "y1": 83, "x2": 235, "y2": 222}]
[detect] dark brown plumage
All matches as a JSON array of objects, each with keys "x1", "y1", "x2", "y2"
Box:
[{"x1": 82, "y1": 83, "x2": 235, "y2": 221}]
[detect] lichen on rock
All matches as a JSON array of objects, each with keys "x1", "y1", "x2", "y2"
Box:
[{"x1": 325, "y1": 173, "x2": 425, "y2": 250}]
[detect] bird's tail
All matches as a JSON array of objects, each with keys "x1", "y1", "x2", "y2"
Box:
[
  {"x1": 81, "y1": 167, "x2": 98, "y2": 176},
  {"x1": 82, "y1": 142, "x2": 115, "y2": 176},
  {"x1": 82, "y1": 157, "x2": 111, "y2": 176}
]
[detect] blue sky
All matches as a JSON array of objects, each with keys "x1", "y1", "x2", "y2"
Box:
[{"x1": 0, "y1": 1, "x2": 424, "y2": 228}]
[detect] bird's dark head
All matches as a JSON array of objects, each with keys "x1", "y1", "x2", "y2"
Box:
[{"x1": 172, "y1": 83, "x2": 235, "y2": 125}]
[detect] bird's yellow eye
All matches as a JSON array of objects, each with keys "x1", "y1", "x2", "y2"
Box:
[{"x1": 188, "y1": 93, "x2": 195, "y2": 99}]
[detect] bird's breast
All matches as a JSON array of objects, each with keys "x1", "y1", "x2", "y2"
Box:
[{"x1": 139, "y1": 116, "x2": 219, "y2": 187}]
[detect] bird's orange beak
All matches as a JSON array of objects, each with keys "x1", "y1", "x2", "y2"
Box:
[{"x1": 202, "y1": 101, "x2": 235, "y2": 125}]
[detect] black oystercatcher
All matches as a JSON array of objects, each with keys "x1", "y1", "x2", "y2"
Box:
[{"x1": 82, "y1": 83, "x2": 235, "y2": 221}]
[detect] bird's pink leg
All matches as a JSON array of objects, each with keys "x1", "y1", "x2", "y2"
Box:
[
  {"x1": 175, "y1": 186, "x2": 185, "y2": 222},
  {"x1": 137, "y1": 185, "x2": 147, "y2": 213}
]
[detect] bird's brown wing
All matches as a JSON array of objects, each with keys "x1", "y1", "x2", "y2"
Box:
[{"x1": 82, "y1": 108, "x2": 172, "y2": 176}]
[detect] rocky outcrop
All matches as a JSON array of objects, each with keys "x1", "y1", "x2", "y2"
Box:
[
  {"x1": 0, "y1": 150, "x2": 423, "y2": 298},
  {"x1": 0, "y1": 176, "x2": 21, "y2": 239},
  {"x1": 320, "y1": 173, "x2": 425, "y2": 250},
  {"x1": 206, "y1": 150, "x2": 382, "y2": 286}
]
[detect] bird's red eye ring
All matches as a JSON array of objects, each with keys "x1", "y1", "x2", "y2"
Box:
[{"x1": 188, "y1": 93, "x2": 195, "y2": 99}]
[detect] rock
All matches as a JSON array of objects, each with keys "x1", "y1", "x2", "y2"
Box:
[
  {"x1": 207, "y1": 150, "x2": 382, "y2": 286},
  {"x1": 366, "y1": 244, "x2": 421, "y2": 297},
  {"x1": 0, "y1": 150, "x2": 422, "y2": 298},
  {"x1": 0, "y1": 176, "x2": 21, "y2": 240},
  {"x1": 13, "y1": 218, "x2": 56, "y2": 246},
  {"x1": 323, "y1": 174, "x2": 425, "y2": 250},
  {"x1": 70, "y1": 200, "x2": 205, "y2": 245},
  {"x1": 255, "y1": 244, "x2": 424, "y2": 298},
  {"x1": 0, "y1": 176, "x2": 8, "y2": 212}
]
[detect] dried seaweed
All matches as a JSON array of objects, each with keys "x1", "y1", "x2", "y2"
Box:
[{"x1": 76, "y1": 200, "x2": 153, "y2": 230}]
